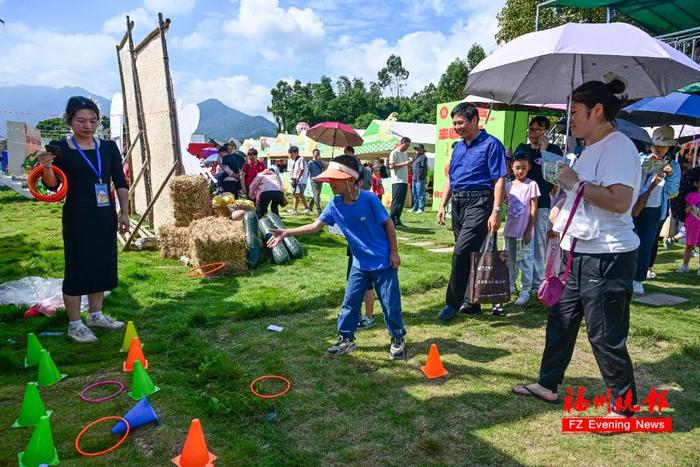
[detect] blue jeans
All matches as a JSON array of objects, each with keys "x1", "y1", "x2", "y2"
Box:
[
  {"x1": 411, "y1": 180, "x2": 426, "y2": 210},
  {"x1": 633, "y1": 206, "x2": 661, "y2": 282},
  {"x1": 505, "y1": 236, "x2": 535, "y2": 292},
  {"x1": 338, "y1": 266, "x2": 406, "y2": 340},
  {"x1": 531, "y1": 208, "x2": 550, "y2": 290}
]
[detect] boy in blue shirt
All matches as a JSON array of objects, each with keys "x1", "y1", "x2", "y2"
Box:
[{"x1": 267, "y1": 156, "x2": 407, "y2": 359}]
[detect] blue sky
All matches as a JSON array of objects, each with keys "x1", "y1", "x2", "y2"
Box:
[{"x1": 0, "y1": 0, "x2": 504, "y2": 118}]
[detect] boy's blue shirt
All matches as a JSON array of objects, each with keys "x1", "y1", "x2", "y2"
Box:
[{"x1": 319, "y1": 190, "x2": 391, "y2": 271}]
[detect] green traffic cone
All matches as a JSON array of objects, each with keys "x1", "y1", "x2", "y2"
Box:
[
  {"x1": 25, "y1": 333, "x2": 44, "y2": 368},
  {"x1": 128, "y1": 359, "x2": 160, "y2": 401},
  {"x1": 17, "y1": 415, "x2": 59, "y2": 466},
  {"x1": 12, "y1": 382, "x2": 52, "y2": 428},
  {"x1": 36, "y1": 350, "x2": 67, "y2": 387}
]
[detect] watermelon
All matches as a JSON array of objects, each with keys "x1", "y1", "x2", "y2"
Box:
[
  {"x1": 258, "y1": 217, "x2": 290, "y2": 265},
  {"x1": 266, "y1": 213, "x2": 304, "y2": 259},
  {"x1": 243, "y1": 211, "x2": 261, "y2": 268}
]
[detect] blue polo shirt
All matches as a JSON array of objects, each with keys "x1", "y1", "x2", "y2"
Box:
[
  {"x1": 319, "y1": 190, "x2": 391, "y2": 271},
  {"x1": 449, "y1": 130, "x2": 507, "y2": 191}
]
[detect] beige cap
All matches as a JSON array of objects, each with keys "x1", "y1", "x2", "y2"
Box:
[{"x1": 651, "y1": 125, "x2": 676, "y2": 147}]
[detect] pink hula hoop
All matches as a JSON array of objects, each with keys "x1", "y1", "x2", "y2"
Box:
[{"x1": 79, "y1": 380, "x2": 125, "y2": 403}]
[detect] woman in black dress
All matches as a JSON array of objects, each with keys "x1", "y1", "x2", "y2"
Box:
[{"x1": 37, "y1": 96, "x2": 129, "y2": 343}]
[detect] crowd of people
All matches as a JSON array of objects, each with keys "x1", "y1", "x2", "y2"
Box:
[{"x1": 34, "y1": 87, "x2": 699, "y2": 425}]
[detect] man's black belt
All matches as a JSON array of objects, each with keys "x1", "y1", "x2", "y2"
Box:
[{"x1": 452, "y1": 189, "x2": 491, "y2": 198}]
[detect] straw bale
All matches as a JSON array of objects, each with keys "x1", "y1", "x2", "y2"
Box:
[
  {"x1": 189, "y1": 216, "x2": 248, "y2": 275},
  {"x1": 157, "y1": 225, "x2": 191, "y2": 259},
  {"x1": 231, "y1": 199, "x2": 255, "y2": 211},
  {"x1": 169, "y1": 175, "x2": 213, "y2": 227}
]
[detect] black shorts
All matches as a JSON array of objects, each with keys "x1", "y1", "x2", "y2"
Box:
[{"x1": 346, "y1": 247, "x2": 373, "y2": 291}]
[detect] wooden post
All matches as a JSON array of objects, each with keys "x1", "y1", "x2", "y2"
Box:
[
  {"x1": 123, "y1": 160, "x2": 179, "y2": 251},
  {"x1": 158, "y1": 13, "x2": 184, "y2": 176}
]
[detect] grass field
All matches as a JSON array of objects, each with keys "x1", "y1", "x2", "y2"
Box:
[{"x1": 1, "y1": 186, "x2": 698, "y2": 466}]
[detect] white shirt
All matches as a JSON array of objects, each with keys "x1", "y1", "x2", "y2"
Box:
[
  {"x1": 560, "y1": 131, "x2": 641, "y2": 254},
  {"x1": 389, "y1": 149, "x2": 409, "y2": 184},
  {"x1": 292, "y1": 156, "x2": 308, "y2": 184}
]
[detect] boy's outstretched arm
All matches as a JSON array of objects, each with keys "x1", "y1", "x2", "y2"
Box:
[
  {"x1": 267, "y1": 219, "x2": 326, "y2": 248},
  {"x1": 384, "y1": 219, "x2": 401, "y2": 269}
]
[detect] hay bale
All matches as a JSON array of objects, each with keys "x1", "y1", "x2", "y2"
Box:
[
  {"x1": 169, "y1": 175, "x2": 213, "y2": 227},
  {"x1": 157, "y1": 225, "x2": 191, "y2": 259},
  {"x1": 189, "y1": 216, "x2": 248, "y2": 275},
  {"x1": 231, "y1": 199, "x2": 255, "y2": 211}
]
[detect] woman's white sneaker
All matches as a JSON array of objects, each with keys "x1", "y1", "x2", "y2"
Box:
[
  {"x1": 68, "y1": 324, "x2": 97, "y2": 343},
  {"x1": 514, "y1": 291, "x2": 530, "y2": 306},
  {"x1": 677, "y1": 264, "x2": 690, "y2": 273},
  {"x1": 632, "y1": 281, "x2": 645, "y2": 295},
  {"x1": 87, "y1": 313, "x2": 125, "y2": 330}
]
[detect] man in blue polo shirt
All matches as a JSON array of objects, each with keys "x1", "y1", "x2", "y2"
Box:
[{"x1": 437, "y1": 102, "x2": 507, "y2": 320}]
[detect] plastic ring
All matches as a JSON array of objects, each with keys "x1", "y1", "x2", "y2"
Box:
[
  {"x1": 75, "y1": 416, "x2": 130, "y2": 457},
  {"x1": 79, "y1": 380, "x2": 125, "y2": 403},
  {"x1": 27, "y1": 165, "x2": 68, "y2": 202},
  {"x1": 250, "y1": 375, "x2": 291, "y2": 399},
  {"x1": 187, "y1": 262, "x2": 226, "y2": 278}
]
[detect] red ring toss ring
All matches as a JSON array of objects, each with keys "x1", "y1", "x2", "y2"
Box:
[
  {"x1": 75, "y1": 416, "x2": 130, "y2": 457},
  {"x1": 187, "y1": 262, "x2": 226, "y2": 278},
  {"x1": 250, "y1": 375, "x2": 291, "y2": 399},
  {"x1": 27, "y1": 165, "x2": 68, "y2": 202}
]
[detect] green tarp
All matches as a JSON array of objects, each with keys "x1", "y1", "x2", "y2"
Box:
[{"x1": 547, "y1": 0, "x2": 700, "y2": 36}]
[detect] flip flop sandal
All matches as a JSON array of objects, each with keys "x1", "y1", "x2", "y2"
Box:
[{"x1": 511, "y1": 385, "x2": 559, "y2": 404}]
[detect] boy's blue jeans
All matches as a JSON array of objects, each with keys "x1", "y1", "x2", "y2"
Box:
[
  {"x1": 338, "y1": 266, "x2": 406, "y2": 340},
  {"x1": 411, "y1": 180, "x2": 426, "y2": 210}
]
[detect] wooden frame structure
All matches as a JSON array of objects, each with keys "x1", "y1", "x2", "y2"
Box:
[{"x1": 115, "y1": 13, "x2": 183, "y2": 251}]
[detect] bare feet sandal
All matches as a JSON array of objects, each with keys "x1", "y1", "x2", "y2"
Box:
[{"x1": 512, "y1": 384, "x2": 559, "y2": 404}]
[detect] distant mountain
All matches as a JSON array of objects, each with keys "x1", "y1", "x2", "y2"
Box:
[
  {"x1": 0, "y1": 86, "x2": 277, "y2": 142},
  {"x1": 195, "y1": 99, "x2": 277, "y2": 142},
  {"x1": 0, "y1": 85, "x2": 111, "y2": 137}
]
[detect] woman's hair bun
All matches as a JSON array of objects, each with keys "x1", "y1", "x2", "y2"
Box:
[
  {"x1": 602, "y1": 72, "x2": 627, "y2": 95},
  {"x1": 606, "y1": 78, "x2": 626, "y2": 95}
]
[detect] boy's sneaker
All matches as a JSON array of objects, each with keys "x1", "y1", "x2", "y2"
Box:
[
  {"x1": 358, "y1": 315, "x2": 376, "y2": 329},
  {"x1": 303, "y1": 208, "x2": 311, "y2": 214},
  {"x1": 389, "y1": 337, "x2": 405, "y2": 360},
  {"x1": 87, "y1": 313, "x2": 125, "y2": 330},
  {"x1": 68, "y1": 324, "x2": 97, "y2": 343},
  {"x1": 646, "y1": 269, "x2": 657, "y2": 280},
  {"x1": 632, "y1": 281, "x2": 645, "y2": 295},
  {"x1": 438, "y1": 305, "x2": 457, "y2": 321},
  {"x1": 492, "y1": 304, "x2": 505, "y2": 317},
  {"x1": 286, "y1": 209, "x2": 297, "y2": 214},
  {"x1": 677, "y1": 264, "x2": 690, "y2": 273},
  {"x1": 416, "y1": 209, "x2": 424, "y2": 214},
  {"x1": 514, "y1": 291, "x2": 529, "y2": 306},
  {"x1": 326, "y1": 336, "x2": 356, "y2": 356}
]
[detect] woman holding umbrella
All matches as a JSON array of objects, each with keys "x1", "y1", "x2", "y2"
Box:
[{"x1": 512, "y1": 80, "x2": 642, "y2": 419}]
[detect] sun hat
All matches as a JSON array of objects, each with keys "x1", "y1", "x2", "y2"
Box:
[
  {"x1": 651, "y1": 125, "x2": 676, "y2": 147},
  {"x1": 313, "y1": 156, "x2": 360, "y2": 182}
]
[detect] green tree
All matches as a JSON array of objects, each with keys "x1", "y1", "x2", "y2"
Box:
[
  {"x1": 354, "y1": 112, "x2": 379, "y2": 129},
  {"x1": 496, "y1": 0, "x2": 606, "y2": 44},
  {"x1": 376, "y1": 54, "x2": 410, "y2": 98},
  {"x1": 36, "y1": 117, "x2": 69, "y2": 134},
  {"x1": 467, "y1": 44, "x2": 486, "y2": 70},
  {"x1": 436, "y1": 58, "x2": 469, "y2": 103}
]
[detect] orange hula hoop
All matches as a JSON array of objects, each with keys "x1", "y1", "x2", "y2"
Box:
[
  {"x1": 250, "y1": 375, "x2": 292, "y2": 399},
  {"x1": 27, "y1": 165, "x2": 68, "y2": 202},
  {"x1": 187, "y1": 262, "x2": 226, "y2": 278},
  {"x1": 75, "y1": 416, "x2": 130, "y2": 457}
]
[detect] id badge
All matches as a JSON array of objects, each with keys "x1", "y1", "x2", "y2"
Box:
[{"x1": 94, "y1": 183, "x2": 110, "y2": 207}]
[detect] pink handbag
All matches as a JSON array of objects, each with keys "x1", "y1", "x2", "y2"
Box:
[{"x1": 537, "y1": 185, "x2": 585, "y2": 307}]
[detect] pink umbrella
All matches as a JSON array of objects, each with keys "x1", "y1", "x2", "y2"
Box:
[
  {"x1": 201, "y1": 146, "x2": 219, "y2": 157},
  {"x1": 306, "y1": 122, "x2": 363, "y2": 148}
]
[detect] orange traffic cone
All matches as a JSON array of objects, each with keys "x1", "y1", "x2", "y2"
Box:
[
  {"x1": 123, "y1": 337, "x2": 148, "y2": 372},
  {"x1": 421, "y1": 343, "x2": 448, "y2": 379},
  {"x1": 172, "y1": 418, "x2": 217, "y2": 466}
]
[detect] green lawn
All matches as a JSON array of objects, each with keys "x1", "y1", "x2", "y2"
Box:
[{"x1": 1, "y1": 186, "x2": 698, "y2": 466}]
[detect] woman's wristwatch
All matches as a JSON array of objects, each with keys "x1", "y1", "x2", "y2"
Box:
[{"x1": 493, "y1": 207, "x2": 503, "y2": 214}]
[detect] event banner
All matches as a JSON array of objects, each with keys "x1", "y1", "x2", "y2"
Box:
[{"x1": 432, "y1": 102, "x2": 528, "y2": 210}]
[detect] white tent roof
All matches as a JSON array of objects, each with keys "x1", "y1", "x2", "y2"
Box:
[{"x1": 389, "y1": 122, "x2": 435, "y2": 145}]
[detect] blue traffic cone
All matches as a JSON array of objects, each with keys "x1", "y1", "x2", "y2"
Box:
[{"x1": 111, "y1": 397, "x2": 159, "y2": 434}]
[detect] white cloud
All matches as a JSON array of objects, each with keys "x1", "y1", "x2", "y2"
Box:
[
  {"x1": 325, "y1": 8, "x2": 502, "y2": 95},
  {"x1": 144, "y1": 0, "x2": 196, "y2": 15},
  {"x1": 223, "y1": 0, "x2": 326, "y2": 59},
  {"x1": 171, "y1": 30, "x2": 212, "y2": 50},
  {"x1": 0, "y1": 22, "x2": 118, "y2": 97},
  {"x1": 179, "y1": 75, "x2": 271, "y2": 117},
  {"x1": 102, "y1": 7, "x2": 151, "y2": 36}
]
